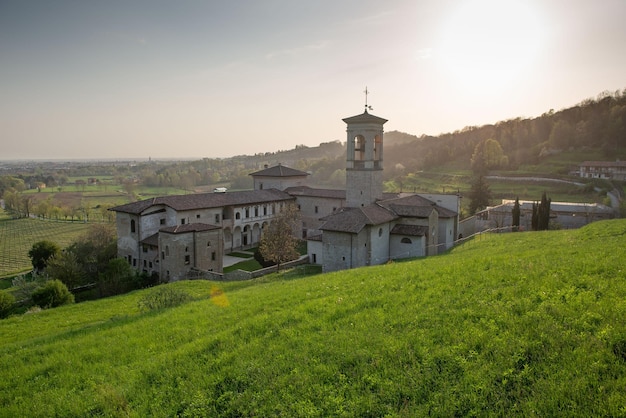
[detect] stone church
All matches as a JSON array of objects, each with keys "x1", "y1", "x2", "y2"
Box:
[{"x1": 111, "y1": 108, "x2": 460, "y2": 279}]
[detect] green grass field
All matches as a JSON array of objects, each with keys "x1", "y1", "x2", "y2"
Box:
[
  {"x1": 0, "y1": 213, "x2": 91, "y2": 278},
  {"x1": 1, "y1": 219, "x2": 625, "y2": 416}
]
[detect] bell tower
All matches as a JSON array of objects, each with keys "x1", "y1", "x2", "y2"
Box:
[{"x1": 343, "y1": 91, "x2": 387, "y2": 207}]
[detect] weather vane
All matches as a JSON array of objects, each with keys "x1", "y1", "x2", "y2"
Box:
[{"x1": 364, "y1": 86, "x2": 373, "y2": 112}]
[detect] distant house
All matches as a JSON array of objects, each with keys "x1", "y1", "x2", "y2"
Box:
[
  {"x1": 462, "y1": 199, "x2": 614, "y2": 235},
  {"x1": 579, "y1": 160, "x2": 626, "y2": 180}
]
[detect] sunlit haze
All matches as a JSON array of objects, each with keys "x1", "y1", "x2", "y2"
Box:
[{"x1": 1, "y1": 0, "x2": 625, "y2": 160}]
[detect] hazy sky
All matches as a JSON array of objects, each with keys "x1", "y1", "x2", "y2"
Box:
[{"x1": 1, "y1": 0, "x2": 625, "y2": 160}]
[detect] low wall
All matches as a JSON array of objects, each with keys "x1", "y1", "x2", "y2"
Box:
[{"x1": 187, "y1": 255, "x2": 310, "y2": 282}]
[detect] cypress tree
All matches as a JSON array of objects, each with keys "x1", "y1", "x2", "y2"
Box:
[
  {"x1": 531, "y1": 202, "x2": 538, "y2": 231},
  {"x1": 512, "y1": 197, "x2": 521, "y2": 232}
]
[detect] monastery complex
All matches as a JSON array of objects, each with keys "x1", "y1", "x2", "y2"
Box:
[{"x1": 111, "y1": 109, "x2": 461, "y2": 280}]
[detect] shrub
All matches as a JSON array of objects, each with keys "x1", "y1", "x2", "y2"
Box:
[
  {"x1": 0, "y1": 290, "x2": 15, "y2": 318},
  {"x1": 31, "y1": 280, "x2": 75, "y2": 309},
  {"x1": 138, "y1": 286, "x2": 193, "y2": 312}
]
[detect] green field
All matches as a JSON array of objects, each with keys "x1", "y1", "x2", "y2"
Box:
[
  {"x1": 1, "y1": 220, "x2": 625, "y2": 416},
  {"x1": 0, "y1": 214, "x2": 91, "y2": 278}
]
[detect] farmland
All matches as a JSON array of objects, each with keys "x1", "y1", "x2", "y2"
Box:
[{"x1": 0, "y1": 213, "x2": 91, "y2": 278}]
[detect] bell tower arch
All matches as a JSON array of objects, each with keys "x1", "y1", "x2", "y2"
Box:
[{"x1": 343, "y1": 105, "x2": 387, "y2": 207}]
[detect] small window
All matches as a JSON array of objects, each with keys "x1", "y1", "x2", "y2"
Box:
[
  {"x1": 181, "y1": 218, "x2": 186, "y2": 225},
  {"x1": 127, "y1": 255, "x2": 132, "y2": 264},
  {"x1": 196, "y1": 214, "x2": 201, "y2": 219},
  {"x1": 263, "y1": 206, "x2": 267, "y2": 216},
  {"x1": 207, "y1": 241, "x2": 211, "y2": 247},
  {"x1": 254, "y1": 207, "x2": 259, "y2": 217},
  {"x1": 236, "y1": 212, "x2": 241, "y2": 220},
  {"x1": 211, "y1": 252, "x2": 216, "y2": 261},
  {"x1": 160, "y1": 219, "x2": 165, "y2": 225},
  {"x1": 130, "y1": 219, "x2": 136, "y2": 233},
  {"x1": 245, "y1": 208, "x2": 250, "y2": 218},
  {"x1": 215, "y1": 214, "x2": 220, "y2": 223},
  {"x1": 132, "y1": 258, "x2": 137, "y2": 267},
  {"x1": 185, "y1": 246, "x2": 189, "y2": 252},
  {"x1": 185, "y1": 255, "x2": 190, "y2": 265},
  {"x1": 401, "y1": 237, "x2": 412, "y2": 244},
  {"x1": 378, "y1": 228, "x2": 383, "y2": 237},
  {"x1": 312, "y1": 254, "x2": 317, "y2": 263},
  {"x1": 315, "y1": 206, "x2": 319, "y2": 214}
]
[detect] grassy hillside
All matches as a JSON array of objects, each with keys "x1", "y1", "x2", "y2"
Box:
[{"x1": 1, "y1": 220, "x2": 626, "y2": 417}]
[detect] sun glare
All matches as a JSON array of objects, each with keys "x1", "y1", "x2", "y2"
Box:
[{"x1": 437, "y1": 0, "x2": 545, "y2": 95}]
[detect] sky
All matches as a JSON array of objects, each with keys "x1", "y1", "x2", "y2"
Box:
[{"x1": 1, "y1": 0, "x2": 625, "y2": 160}]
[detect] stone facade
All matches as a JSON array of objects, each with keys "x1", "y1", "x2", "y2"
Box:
[{"x1": 111, "y1": 108, "x2": 460, "y2": 278}]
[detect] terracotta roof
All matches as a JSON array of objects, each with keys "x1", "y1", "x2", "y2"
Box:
[
  {"x1": 390, "y1": 224, "x2": 428, "y2": 236},
  {"x1": 342, "y1": 110, "x2": 388, "y2": 125},
  {"x1": 249, "y1": 164, "x2": 310, "y2": 177},
  {"x1": 160, "y1": 223, "x2": 221, "y2": 234},
  {"x1": 110, "y1": 189, "x2": 294, "y2": 215},
  {"x1": 320, "y1": 204, "x2": 397, "y2": 233},
  {"x1": 285, "y1": 186, "x2": 346, "y2": 199},
  {"x1": 379, "y1": 194, "x2": 457, "y2": 218},
  {"x1": 141, "y1": 233, "x2": 159, "y2": 247}
]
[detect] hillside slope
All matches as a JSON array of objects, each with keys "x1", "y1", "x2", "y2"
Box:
[{"x1": 1, "y1": 220, "x2": 626, "y2": 416}]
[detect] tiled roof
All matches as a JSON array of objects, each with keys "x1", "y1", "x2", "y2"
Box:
[
  {"x1": 110, "y1": 189, "x2": 294, "y2": 215},
  {"x1": 141, "y1": 233, "x2": 159, "y2": 247},
  {"x1": 379, "y1": 194, "x2": 457, "y2": 218},
  {"x1": 390, "y1": 224, "x2": 428, "y2": 236},
  {"x1": 342, "y1": 110, "x2": 388, "y2": 125},
  {"x1": 160, "y1": 223, "x2": 221, "y2": 234},
  {"x1": 320, "y1": 204, "x2": 397, "y2": 233},
  {"x1": 285, "y1": 186, "x2": 346, "y2": 199},
  {"x1": 249, "y1": 164, "x2": 310, "y2": 177}
]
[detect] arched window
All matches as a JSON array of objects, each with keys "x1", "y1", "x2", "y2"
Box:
[
  {"x1": 130, "y1": 219, "x2": 136, "y2": 233},
  {"x1": 401, "y1": 237, "x2": 412, "y2": 244},
  {"x1": 354, "y1": 135, "x2": 365, "y2": 161},
  {"x1": 235, "y1": 212, "x2": 241, "y2": 220},
  {"x1": 378, "y1": 228, "x2": 383, "y2": 237}
]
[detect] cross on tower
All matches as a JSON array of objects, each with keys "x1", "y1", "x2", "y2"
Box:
[{"x1": 364, "y1": 86, "x2": 373, "y2": 112}]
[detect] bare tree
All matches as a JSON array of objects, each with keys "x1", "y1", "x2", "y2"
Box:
[{"x1": 259, "y1": 203, "x2": 300, "y2": 271}]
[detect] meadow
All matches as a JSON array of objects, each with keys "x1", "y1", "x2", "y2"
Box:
[
  {"x1": 0, "y1": 214, "x2": 91, "y2": 279},
  {"x1": 1, "y1": 219, "x2": 625, "y2": 417}
]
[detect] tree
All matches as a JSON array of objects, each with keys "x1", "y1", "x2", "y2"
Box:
[
  {"x1": 46, "y1": 251, "x2": 85, "y2": 290},
  {"x1": 98, "y1": 258, "x2": 137, "y2": 297},
  {"x1": 471, "y1": 138, "x2": 508, "y2": 173},
  {"x1": 259, "y1": 203, "x2": 300, "y2": 271},
  {"x1": 467, "y1": 175, "x2": 492, "y2": 215},
  {"x1": 531, "y1": 192, "x2": 551, "y2": 231},
  {"x1": 68, "y1": 224, "x2": 117, "y2": 277},
  {"x1": 512, "y1": 197, "x2": 521, "y2": 232},
  {"x1": 28, "y1": 240, "x2": 60, "y2": 273},
  {"x1": 0, "y1": 290, "x2": 15, "y2": 318},
  {"x1": 538, "y1": 192, "x2": 551, "y2": 231},
  {"x1": 31, "y1": 280, "x2": 74, "y2": 308}
]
